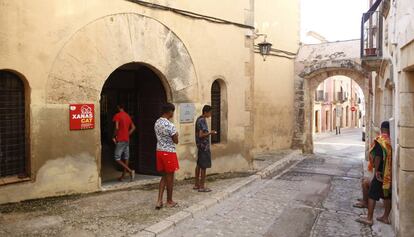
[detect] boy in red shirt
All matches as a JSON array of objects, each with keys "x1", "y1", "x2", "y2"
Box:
[{"x1": 113, "y1": 105, "x2": 136, "y2": 181}]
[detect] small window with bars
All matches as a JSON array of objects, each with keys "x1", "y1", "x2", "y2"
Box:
[
  {"x1": 211, "y1": 80, "x2": 221, "y2": 144},
  {"x1": 0, "y1": 71, "x2": 27, "y2": 178}
]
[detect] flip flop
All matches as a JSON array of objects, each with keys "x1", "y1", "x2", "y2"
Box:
[
  {"x1": 356, "y1": 217, "x2": 373, "y2": 226},
  {"x1": 166, "y1": 202, "x2": 179, "y2": 208},
  {"x1": 155, "y1": 203, "x2": 163, "y2": 210},
  {"x1": 198, "y1": 188, "x2": 212, "y2": 193},
  {"x1": 193, "y1": 186, "x2": 200, "y2": 190},
  {"x1": 130, "y1": 170, "x2": 135, "y2": 182},
  {"x1": 376, "y1": 217, "x2": 391, "y2": 225},
  {"x1": 353, "y1": 202, "x2": 367, "y2": 208}
]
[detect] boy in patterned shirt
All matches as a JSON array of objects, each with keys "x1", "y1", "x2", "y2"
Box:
[{"x1": 154, "y1": 103, "x2": 179, "y2": 209}]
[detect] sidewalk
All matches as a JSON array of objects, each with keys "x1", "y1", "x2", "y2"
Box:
[{"x1": 0, "y1": 150, "x2": 302, "y2": 237}]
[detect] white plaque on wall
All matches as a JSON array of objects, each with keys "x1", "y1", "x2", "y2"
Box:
[{"x1": 180, "y1": 103, "x2": 195, "y2": 123}]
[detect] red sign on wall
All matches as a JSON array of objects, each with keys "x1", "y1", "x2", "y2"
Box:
[
  {"x1": 351, "y1": 106, "x2": 356, "y2": 112},
  {"x1": 69, "y1": 104, "x2": 95, "y2": 130}
]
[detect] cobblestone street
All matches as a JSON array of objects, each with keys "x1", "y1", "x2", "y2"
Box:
[{"x1": 165, "y1": 129, "x2": 394, "y2": 237}]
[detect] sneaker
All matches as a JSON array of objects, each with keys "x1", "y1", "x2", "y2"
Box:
[{"x1": 130, "y1": 170, "x2": 135, "y2": 182}]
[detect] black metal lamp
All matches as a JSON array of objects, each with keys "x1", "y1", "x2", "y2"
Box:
[
  {"x1": 258, "y1": 40, "x2": 272, "y2": 61},
  {"x1": 255, "y1": 32, "x2": 272, "y2": 61}
]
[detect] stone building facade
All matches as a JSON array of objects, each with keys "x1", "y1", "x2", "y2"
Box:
[
  {"x1": 0, "y1": 0, "x2": 300, "y2": 203},
  {"x1": 293, "y1": 39, "x2": 370, "y2": 153},
  {"x1": 361, "y1": 0, "x2": 414, "y2": 236},
  {"x1": 313, "y1": 75, "x2": 364, "y2": 134}
]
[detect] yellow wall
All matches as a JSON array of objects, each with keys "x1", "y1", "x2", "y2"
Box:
[
  {"x1": 0, "y1": 0, "x2": 300, "y2": 203},
  {"x1": 253, "y1": 0, "x2": 300, "y2": 154}
]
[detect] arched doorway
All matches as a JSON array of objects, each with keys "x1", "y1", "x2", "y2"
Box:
[
  {"x1": 0, "y1": 70, "x2": 27, "y2": 178},
  {"x1": 100, "y1": 63, "x2": 167, "y2": 182}
]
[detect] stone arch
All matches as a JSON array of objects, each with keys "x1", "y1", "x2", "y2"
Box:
[
  {"x1": 46, "y1": 13, "x2": 198, "y2": 104},
  {"x1": 293, "y1": 59, "x2": 370, "y2": 153}
]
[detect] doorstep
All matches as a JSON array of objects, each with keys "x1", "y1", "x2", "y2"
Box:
[{"x1": 101, "y1": 174, "x2": 159, "y2": 192}]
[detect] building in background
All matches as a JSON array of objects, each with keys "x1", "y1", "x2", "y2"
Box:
[
  {"x1": 313, "y1": 76, "x2": 364, "y2": 134},
  {"x1": 0, "y1": 0, "x2": 300, "y2": 203},
  {"x1": 361, "y1": 0, "x2": 414, "y2": 236}
]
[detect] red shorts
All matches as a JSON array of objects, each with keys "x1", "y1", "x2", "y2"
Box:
[{"x1": 156, "y1": 151, "x2": 179, "y2": 173}]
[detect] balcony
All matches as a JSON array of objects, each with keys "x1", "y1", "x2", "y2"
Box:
[
  {"x1": 336, "y1": 92, "x2": 346, "y2": 103},
  {"x1": 315, "y1": 90, "x2": 325, "y2": 102},
  {"x1": 360, "y1": 10, "x2": 385, "y2": 71}
]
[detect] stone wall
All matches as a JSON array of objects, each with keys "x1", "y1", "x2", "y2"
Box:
[{"x1": 293, "y1": 40, "x2": 370, "y2": 153}]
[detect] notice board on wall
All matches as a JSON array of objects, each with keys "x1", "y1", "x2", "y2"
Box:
[{"x1": 69, "y1": 104, "x2": 95, "y2": 130}]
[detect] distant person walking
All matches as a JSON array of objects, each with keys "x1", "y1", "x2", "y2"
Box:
[
  {"x1": 335, "y1": 115, "x2": 341, "y2": 135},
  {"x1": 112, "y1": 105, "x2": 136, "y2": 182},
  {"x1": 356, "y1": 121, "x2": 392, "y2": 226},
  {"x1": 193, "y1": 105, "x2": 217, "y2": 192},
  {"x1": 154, "y1": 103, "x2": 179, "y2": 209}
]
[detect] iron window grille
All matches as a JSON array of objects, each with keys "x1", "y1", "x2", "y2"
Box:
[
  {"x1": 211, "y1": 81, "x2": 221, "y2": 144},
  {"x1": 0, "y1": 71, "x2": 27, "y2": 178}
]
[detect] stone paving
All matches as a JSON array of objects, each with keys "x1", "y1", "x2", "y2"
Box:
[
  {"x1": 0, "y1": 175, "x2": 247, "y2": 237},
  {"x1": 165, "y1": 130, "x2": 394, "y2": 237},
  {"x1": 0, "y1": 151, "x2": 296, "y2": 237}
]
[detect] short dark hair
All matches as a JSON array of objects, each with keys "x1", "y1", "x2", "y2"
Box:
[
  {"x1": 202, "y1": 105, "x2": 212, "y2": 114},
  {"x1": 381, "y1": 121, "x2": 390, "y2": 130},
  {"x1": 117, "y1": 104, "x2": 125, "y2": 110},
  {"x1": 161, "y1": 103, "x2": 175, "y2": 114}
]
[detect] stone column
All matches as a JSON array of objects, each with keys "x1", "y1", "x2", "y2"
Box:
[
  {"x1": 398, "y1": 70, "x2": 414, "y2": 237},
  {"x1": 292, "y1": 62, "x2": 306, "y2": 151}
]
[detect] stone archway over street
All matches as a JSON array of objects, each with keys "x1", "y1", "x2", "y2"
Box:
[{"x1": 292, "y1": 39, "x2": 370, "y2": 153}]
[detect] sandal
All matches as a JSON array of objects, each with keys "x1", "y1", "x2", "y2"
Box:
[
  {"x1": 166, "y1": 202, "x2": 179, "y2": 208},
  {"x1": 198, "y1": 188, "x2": 212, "y2": 193},
  {"x1": 356, "y1": 217, "x2": 373, "y2": 226},
  {"x1": 155, "y1": 202, "x2": 163, "y2": 210}
]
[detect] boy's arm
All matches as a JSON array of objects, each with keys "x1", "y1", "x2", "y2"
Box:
[
  {"x1": 113, "y1": 121, "x2": 119, "y2": 143},
  {"x1": 129, "y1": 122, "x2": 136, "y2": 135}
]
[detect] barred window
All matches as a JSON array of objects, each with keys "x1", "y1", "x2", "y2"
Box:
[
  {"x1": 0, "y1": 71, "x2": 26, "y2": 178},
  {"x1": 211, "y1": 81, "x2": 221, "y2": 144}
]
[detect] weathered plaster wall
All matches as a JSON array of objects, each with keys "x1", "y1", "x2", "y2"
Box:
[
  {"x1": 252, "y1": 0, "x2": 300, "y2": 154},
  {"x1": 368, "y1": 1, "x2": 414, "y2": 235},
  {"x1": 396, "y1": 28, "x2": 414, "y2": 237},
  {"x1": 0, "y1": 0, "x2": 253, "y2": 203}
]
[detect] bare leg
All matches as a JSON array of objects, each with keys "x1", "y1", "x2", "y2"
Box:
[
  {"x1": 362, "y1": 178, "x2": 370, "y2": 204},
  {"x1": 377, "y1": 199, "x2": 392, "y2": 224},
  {"x1": 355, "y1": 178, "x2": 370, "y2": 207},
  {"x1": 367, "y1": 198, "x2": 376, "y2": 221},
  {"x1": 200, "y1": 168, "x2": 207, "y2": 189},
  {"x1": 157, "y1": 176, "x2": 166, "y2": 207},
  {"x1": 165, "y1": 172, "x2": 176, "y2": 205},
  {"x1": 116, "y1": 160, "x2": 132, "y2": 174},
  {"x1": 119, "y1": 159, "x2": 129, "y2": 180},
  {"x1": 194, "y1": 165, "x2": 201, "y2": 189},
  {"x1": 356, "y1": 198, "x2": 375, "y2": 225}
]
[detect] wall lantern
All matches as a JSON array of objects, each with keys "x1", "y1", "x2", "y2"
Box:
[
  {"x1": 255, "y1": 33, "x2": 272, "y2": 61},
  {"x1": 258, "y1": 40, "x2": 272, "y2": 61}
]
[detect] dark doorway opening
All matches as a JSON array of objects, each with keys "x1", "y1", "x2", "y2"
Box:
[
  {"x1": 100, "y1": 64, "x2": 167, "y2": 182},
  {"x1": 0, "y1": 71, "x2": 27, "y2": 178}
]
